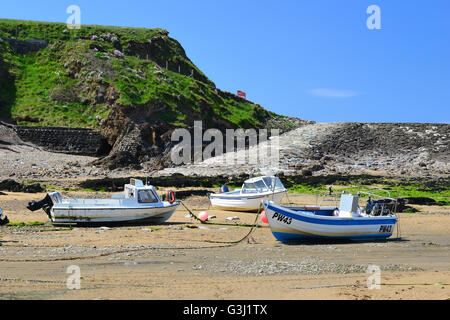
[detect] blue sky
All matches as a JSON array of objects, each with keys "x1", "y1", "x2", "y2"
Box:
[{"x1": 1, "y1": 0, "x2": 449, "y2": 123}]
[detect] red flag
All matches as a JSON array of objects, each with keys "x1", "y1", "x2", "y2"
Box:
[{"x1": 237, "y1": 90, "x2": 246, "y2": 99}]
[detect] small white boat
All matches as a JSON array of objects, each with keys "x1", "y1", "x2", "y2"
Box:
[
  {"x1": 263, "y1": 192, "x2": 398, "y2": 242},
  {"x1": 209, "y1": 176, "x2": 287, "y2": 212},
  {"x1": 27, "y1": 179, "x2": 179, "y2": 225}
]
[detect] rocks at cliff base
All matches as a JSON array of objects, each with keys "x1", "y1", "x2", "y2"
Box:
[
  {"x1": 91, "y1": 108, "x2": 170, "y2": 170},
  {"x1": 93, "y1": 151, "x2": 142, "y2": 170},
  {"x1": 401, "y1": 197, "x2": 447, "y2": 206},
  {"x1": 0, "y1": 121, "x2": 26, "y2": 147},
  {"x1": 0, "y1": 179, "x2": 45, "y2": 193}
]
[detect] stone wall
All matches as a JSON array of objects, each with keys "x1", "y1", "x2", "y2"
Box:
[{"x1": 15, "y1": 126, "x2": 105, "y2": 156}]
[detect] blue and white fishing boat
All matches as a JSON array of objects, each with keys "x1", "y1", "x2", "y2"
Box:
[
  {"x1": 209, "y1": 176, "x2": 287, "y2": 212},
  {"x1": 263, "y1": 192, "x2": 398, "y2": 242}
]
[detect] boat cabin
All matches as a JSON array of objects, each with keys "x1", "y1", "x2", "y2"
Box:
[
  {"x1": 241, "y1": 176, "x2": 285, "y2": 194},
  {"x1": 121, "y1": 179, "x2": 162, "y2": 204}
]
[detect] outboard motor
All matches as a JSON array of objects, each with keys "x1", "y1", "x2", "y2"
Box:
[
  {"x1": 365, "y1": 198, "x2": 393, "y2": 216},
  {"x1": 27, "y1": 192, "x2": 62, "y2": 218},
  {"x1": 0, "y1": 208, "x2": 8, "y2": 226}
]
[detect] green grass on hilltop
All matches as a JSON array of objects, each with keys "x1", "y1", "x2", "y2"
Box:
[{"x1": 0, "y1": 19, "x2": 166, "y2": 48}]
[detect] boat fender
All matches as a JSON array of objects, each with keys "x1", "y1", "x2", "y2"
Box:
[
  {"x1": 333, "y1": 209, "x2": 339, "y2": 217},
  {"x1": 166, "y1": 190, "x2": 176, "y2": 204},
  {"x1": 220, "y1": 185, "x2": 229, "y2": 193}
]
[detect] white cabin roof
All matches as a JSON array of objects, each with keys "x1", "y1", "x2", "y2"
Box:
[
  {"x1": 125, "y1": 179, "x2": 155, "y2": 191},
  {"x1": 244, "y1": 176, "x2": 275, "y2": 184}
]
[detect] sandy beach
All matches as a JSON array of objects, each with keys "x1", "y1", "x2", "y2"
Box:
[{"x1": 0, "y1": 191, "x2": 448, "y2": 300}]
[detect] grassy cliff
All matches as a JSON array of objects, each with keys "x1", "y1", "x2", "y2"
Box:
[{"x1": 0, "y1": 19, "x2": 283, "y2": 129}]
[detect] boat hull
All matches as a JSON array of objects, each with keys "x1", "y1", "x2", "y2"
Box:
[
  {"x1": 210, "y1": 191, "x2": 286, "y2": 212},
  {"x1": 264, "y1": 202, "x2": 398, "y2": 242},
  {"x1": 50, "y1": 203, "x2": 179, "y2": 224}
]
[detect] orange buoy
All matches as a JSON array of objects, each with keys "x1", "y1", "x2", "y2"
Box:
[
  {"x1": 260, "y1": 210, "x2": 268, "y2": 224},
  {"x1": 198, "y1": 211, "x2": 209, "y2": 222}
]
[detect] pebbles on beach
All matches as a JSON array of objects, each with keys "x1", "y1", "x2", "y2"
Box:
[{"x1": 205, "y1": 257, "x2": 421, "y2": 276}]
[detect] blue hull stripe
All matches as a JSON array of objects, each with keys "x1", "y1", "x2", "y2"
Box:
[
  {"x1": 212, "y1": 195, "x2": 265, "y2": 200},
  {"x1": 266, "y1": 204, "x2": 397, "y2": 226},
  {"x1": 272, "y1": 232, "x2": 392, "y2": 242}
]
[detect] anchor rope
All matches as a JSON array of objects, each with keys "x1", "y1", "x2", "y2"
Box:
[
  {"x1": 179, "y1": 200, "x2": 262, "y2": 244},
  {"x1": 285, "y1": 191, "x2": 293, "y2": 205}
]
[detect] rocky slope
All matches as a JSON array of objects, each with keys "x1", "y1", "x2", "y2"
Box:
[
  {"x1": 0, "y1": 120, "x2": 448, "y2": 184},
  {"x1": 159, "y1": 122, "x2": 450, "y2": 177}
]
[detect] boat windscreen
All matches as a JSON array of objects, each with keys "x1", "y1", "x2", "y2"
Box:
[
  {"x1": 263, "y1": 177, "x2": 285, "y2": 190},
  {"x1": 138, "y1": 190, "x2": 159, "y2": 203},
  {"x1": 275, "y1": 177, "x2": 285, "y2": 190},
  {"x1": 243, "y1": 180, "x2": 268, "y2": 193}
]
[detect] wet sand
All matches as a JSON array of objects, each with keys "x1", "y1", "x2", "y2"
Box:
[{"x1": 0, "y1": 192, "x2": 449, "y2": 300}]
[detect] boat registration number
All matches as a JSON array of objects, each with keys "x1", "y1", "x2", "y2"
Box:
[
  {"x1": 272, "y1": 212, "x2": 292, "y2": 225},
  {"x1": 379, "y1": 225, "x2": 393, "y2": 233}
]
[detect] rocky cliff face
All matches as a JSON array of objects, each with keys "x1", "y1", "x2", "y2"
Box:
[
  {"x1": 92, "y1": 96, "x2": 305, "y2": 170},
  {"x1": 93, "y1": 102, "x2": 172, "y2": 169},
  {"x1": 298, "y1": 122, "x2": 449, "y2": 175},
  {"x1": 306, "y1": 123, "x2": 449, "y2": 163},
  {"x1": 124, "y1": 36, "x2": 214, "y2": 87}
]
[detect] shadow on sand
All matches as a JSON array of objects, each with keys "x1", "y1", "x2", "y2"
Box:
[
  {"x1": 280, "y1": 237, "x2": 409, "y2": 246},
  {"x1": 51, "y1": 220, "x2": 190, "y2": 228}
]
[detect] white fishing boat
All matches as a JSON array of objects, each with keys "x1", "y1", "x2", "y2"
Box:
[
  {"x1": 27, "y1": 179, "x2": 179, "y2": 225},
  {"x1": 263, "y1": 192, "x2": 398, "y2": 242},
  {"x1": 209, "y1": 176, "x2": 287, "y2": 212}
]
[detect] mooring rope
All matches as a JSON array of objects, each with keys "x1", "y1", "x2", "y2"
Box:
[
  {"x1": 396, "y1": 212, "x2": 402, "y2": 240},
  {"x1": 285, "y1": 191, "x2": 293, "y2": 205},
  {"x1": 180, "y1": 200, "x2": 262, "y2": 244},
  {"x1": 179, "y1": 200, "x2": 262, "y2": 228}
]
